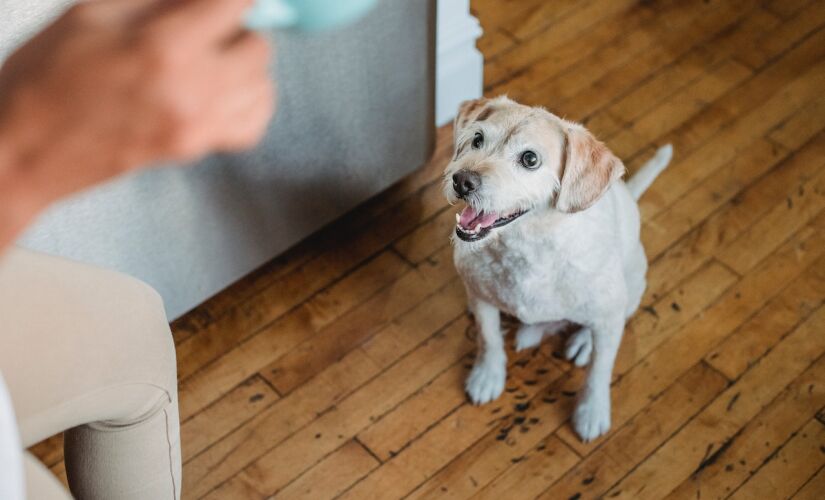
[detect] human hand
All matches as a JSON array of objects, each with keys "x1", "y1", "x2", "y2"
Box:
[{"x1": 0, "y1": 0, "x2": 274, "y2": 239}]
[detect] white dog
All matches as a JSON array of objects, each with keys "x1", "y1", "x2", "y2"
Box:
[{"x1": 444, "y1": 96, "x2": 672, "y2": 442}]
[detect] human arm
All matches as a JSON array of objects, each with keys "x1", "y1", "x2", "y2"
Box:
[{"x1": 0, "y1": 0, "x2": 275, "y2": 248}]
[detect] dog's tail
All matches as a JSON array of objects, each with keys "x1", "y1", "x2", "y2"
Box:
[{"x1": 626, "y1": 144, "x2": 673, "y2": 200}]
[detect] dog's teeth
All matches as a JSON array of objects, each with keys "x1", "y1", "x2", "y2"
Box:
[
  {"x1": 455, "y1": 213, "x2": 461, "y2": 224},
  {"x1": 474, "y1": 223, "x2": 482, "y2": 233}
]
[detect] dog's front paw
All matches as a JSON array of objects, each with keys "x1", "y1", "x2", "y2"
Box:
[
  {"x1": 565, "y1": 328, "x2": 593, "y2": 367},
  {"x1": 573, "y1": 391, "x2": 611, "y2": 442},
  {"x1": 465, "y1": 360, "x2": 506, "y2": 405}
]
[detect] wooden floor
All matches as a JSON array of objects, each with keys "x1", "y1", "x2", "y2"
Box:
[{"x1": 31, "y1": 0, "x2": 825, "y2": 498}]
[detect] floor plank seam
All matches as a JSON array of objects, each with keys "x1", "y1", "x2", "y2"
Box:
[
  {"x1": 724, "y1": 416, "x2": 817, "y2": 499},
  {"x1": 722, "y1": 300, "x2": 825, "y2": 386},
  {"x1": 537, "y1": 362, "x2": 731, "y2": 499},
  {"x1": 355, "y1": 356, "x2": 471, "y2": 455},
  {"x1": 619, "y1": 22, "x2": 825, "y2": 170},
  {"x1": 585, "y1": 51, "x2": 726, "y2": 132},
  {"x1": 640, "y1": 254, "x2": 722, "y2": 313},
  {"x1": 354, "y1": 436, "x2": 384, "y2": 464},
  {"x1": 697, "y1": 260, "x2": 825, "y2": 383},
  {"x1": 179, "y1": 375, "x2": 280, "y2": 453},
  {"x1": 700, "y1": 359, "x2": 735, "y2": 386},
  {"x1": 517, "y1": 0, "x2": 684, "y2": 111},
  {"x1": 604, "y1": 396, "x2": 731, "y2": 498},
  {"x1": 360, "y1": 341, "x2": 561, "y2": 473},
  {"x1": 600, "y1": 54, "x2": 751, "y2": 156},
  {"x1": 762, "y1": 135, "x2": 792, "y2": 153},
  {"x1": 545, "y1": 249, "x2": 825, "y2": 494},
  {"x1": 496, "y1": 26, "x2": 520, "y2": 44},
  {"x1": 337, "y1": 276, "x2": 464, "y2": 370},
  {"x1": 180, "y1": 242, "x2": 445, "y2": 393},
  {"x1": 333, "y1": 454, "x2": 377, "y2": 500},
  {"x1": 397, "y1": 368, "x2": 573, "y2": 499},
  {"x1": 790, "y1": 462, "x2": 825, "y2": 500},
  {"x1": 351, "y1": 403, "x2": 474, "y2": 500},
  {"x1": 257, "y1": 373, "x2": 284, "y2": 399},
  {"x1": 702, "y1": 121, "x2": 819, "y2": 211},
  {"x1": 609, "y1": 262, "x2": 742, "y2": 389},
  {"x1": 762, "y1": 0, "x2": 813, "y2": 21},
  {"x1": 688, "y1": 347, "x2": 825, "y2": 498},
  {"x1": 387, "y1": 245, "x2": 418, "y2": 268},
  {"x1": 722, "y1": 212, "x2": 825, "y2": 277},
  {"x1": 642, "y1": 128, "x2": 825, "y2": 265},
  {"x1": 191, "y1": 310, "x2": 469, "y2": 495},
  {"x1": 484, "y1": 0, "x2": 646, "y2": 90},
  {"x1": 709, "y1": 258, "x2": 745, "y2": 280},
  {"x1": 733, "y1": 22, "x2": 825, "y2": 72},
  {"x1": 575, "y1": 4, "x2": 755, "y2": 124},
  {"x1": 268, "y1": 435, "x2": 385, "y2": 499}
]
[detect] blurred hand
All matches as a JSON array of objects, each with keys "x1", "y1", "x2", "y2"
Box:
[{"x1": 0, "y1": 0, "x2": 275, "y2": 209}]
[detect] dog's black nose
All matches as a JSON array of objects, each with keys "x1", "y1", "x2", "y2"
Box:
[{"x1": 453, "y1": 170, "x2": 481, "y2": 197}]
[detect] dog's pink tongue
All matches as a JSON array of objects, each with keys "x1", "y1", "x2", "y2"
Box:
[
  {"x1": 459, "y1": 206, "x2": 479, "y2": 227},
  {"x1": 459, "y1": 206, "x2": 498, "y2": 229}
]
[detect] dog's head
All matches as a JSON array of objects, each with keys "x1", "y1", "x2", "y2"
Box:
[{"x1": 443, "y1": 96, "x2": 625, "y2": 243}]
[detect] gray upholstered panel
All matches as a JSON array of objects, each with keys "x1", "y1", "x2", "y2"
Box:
[{"x1": 3, "y1": 0, "x2": 435, "y2": 318}]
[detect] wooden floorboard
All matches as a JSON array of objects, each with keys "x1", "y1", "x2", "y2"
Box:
[{"x1": 31, "y1": 1, "x2": 825, "y2": 498}]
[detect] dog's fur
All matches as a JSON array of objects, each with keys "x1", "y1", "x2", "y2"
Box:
[{"x1": 444, "y1": 96, "x2": 672, "y2": 442}]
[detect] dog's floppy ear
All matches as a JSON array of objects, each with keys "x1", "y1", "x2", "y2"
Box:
[
  {"x1": 454, "y1": 98, "x2": 490, "y2": 135},
  {"x1": 555, "y1": 123, "x2": 625, "y2": 213}
]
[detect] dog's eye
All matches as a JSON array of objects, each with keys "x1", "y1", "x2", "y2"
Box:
[
  {"x1": 472, "y1": 132, "x2": 484, "y2": 149},
  {"x1": 520, "y1": 150, "x2": 539, "y2": 169}
]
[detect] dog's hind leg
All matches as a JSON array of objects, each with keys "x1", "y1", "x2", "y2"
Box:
[
  {"x1": 514, "y1": 320, "x2": 570, "y2": 352},
  {"x1": 565, "y1": 327, "x2": 593, "y2": 367},
  {"x1": 466, "y1": 298, "x2": 507, "y2": 405}
]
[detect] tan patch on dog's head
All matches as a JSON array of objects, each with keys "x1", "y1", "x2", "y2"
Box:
[
  {"x1": 455, "y1": 98, "x2": 492, "y2": 130},
  {"x1": 476, "y1": 106, "x2": 495, "y2": 121}
]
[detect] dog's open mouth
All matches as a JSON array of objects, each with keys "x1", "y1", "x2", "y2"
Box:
[{"x1": 455, "y1": 206, "x2": 527, "y2": 242}]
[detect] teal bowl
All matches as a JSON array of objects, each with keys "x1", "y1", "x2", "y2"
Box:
[{"x1": 245, "y1": 0, "x2": 379, "y2": 32}]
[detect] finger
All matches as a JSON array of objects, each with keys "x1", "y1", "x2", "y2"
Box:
[
  {"x1": 222, "y1": 46, "x2": 274, "y2": 120},
  {"x1": 211, "y1": 81, "x2": 274, "y2": 150},
  {"x1": 224, "y1": 81, "x2": 274, "y2": 142},
  {"x1": 223, "y1": 104, "x2": 274, "y2": 149},
  {"x1": 148, "y1": 0, "x2": 253, "y2": 43},
  {"x1": 218, "y1": 33, "x2": 274, "y2": 97},
  {"x1": 209, "y1": 32, "x2": 271, "y2": 92},
  {"x1": 221, "y1": 29, "x2": 271, "y2": 62}
]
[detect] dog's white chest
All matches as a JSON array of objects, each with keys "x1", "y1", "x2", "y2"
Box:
[{"x1": 453, "y1": 233, "x2": 576, "y2": 324}]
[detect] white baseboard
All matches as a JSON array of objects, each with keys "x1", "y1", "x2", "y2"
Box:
[{"x1": 435, "y1": 0, "x2": 484, "y2": 126}]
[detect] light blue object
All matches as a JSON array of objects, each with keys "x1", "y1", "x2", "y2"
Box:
[{"x1": 244, "y1": 0, "x2": 379, "y2": 32}]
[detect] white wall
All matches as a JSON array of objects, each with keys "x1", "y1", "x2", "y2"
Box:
[{"x1": 435, "y1": 0, "x2": 484, "y2": 126}]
